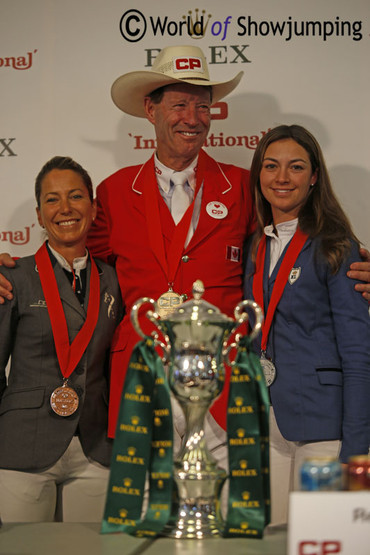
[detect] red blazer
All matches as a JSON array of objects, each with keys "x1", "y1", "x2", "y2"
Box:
[{"x1": 87, "y1": 150, "x2": 254, "y2": 436}]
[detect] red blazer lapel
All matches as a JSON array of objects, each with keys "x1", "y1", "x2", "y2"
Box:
[{"x1": 186, "y1": 150, "x2": 234, "y2": 251}]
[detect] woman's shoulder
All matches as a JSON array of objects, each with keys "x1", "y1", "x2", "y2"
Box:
[
  {"x1": 0, "y1": 255, "x2": 36, "y2": 279},
  {"x1": 311, "y1": 235, "x2": 362, "y2": 265}
]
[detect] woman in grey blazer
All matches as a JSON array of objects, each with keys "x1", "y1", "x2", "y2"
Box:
[{"x1": 0, "y1": 156, "x2": 122, "y2": 522}]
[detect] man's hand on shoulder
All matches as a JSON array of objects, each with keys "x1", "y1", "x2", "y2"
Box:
[
  {"x1": 0, "y1": 253, "x2": 15, "y2": 303},
  {"x1": 347, "y1": 247, "x2": 370, "y2": 301}
]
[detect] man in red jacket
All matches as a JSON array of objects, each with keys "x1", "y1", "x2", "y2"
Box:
[{"x1": 87, "y1": 45, "x2": 254, "y2": 438}]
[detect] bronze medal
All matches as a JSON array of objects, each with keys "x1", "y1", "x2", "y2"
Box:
[
  {"x1": 50, "y1": 382, "x2": 79, "y2": 417},
  {"x1": 36, "y1": 244, "x2": 100, "y2": 417},
  {"x1": 157, "y1": 290, "x2": 183, "y2": 318},
  {"x1": 260, "y1": 356, "x2": 276, "y2": 387}
]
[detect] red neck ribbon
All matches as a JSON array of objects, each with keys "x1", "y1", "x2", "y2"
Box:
[
  {"x1": 252, "y1": 228, "x2": 308, "y2": 351},
  {"x1": 35, "y1": 242, "x2": 100, "y2": 378}
]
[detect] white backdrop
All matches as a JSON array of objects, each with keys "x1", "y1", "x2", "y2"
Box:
[{"x1": 1, "y1": 0, "x2": 369, "y2": 257}]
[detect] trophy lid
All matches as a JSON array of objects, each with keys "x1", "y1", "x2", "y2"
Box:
[{"x1": 161, "y1": 280, "x2": 233, "y2": 324}]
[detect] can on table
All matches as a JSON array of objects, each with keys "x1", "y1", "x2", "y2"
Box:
[
  {"x1": 300, "y1": 457, "x2": 343, "y2": 491},
  {"x1": 347, "y1": 455, "x2": 370, "y2": 490}
]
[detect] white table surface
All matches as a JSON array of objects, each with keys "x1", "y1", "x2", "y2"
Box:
[{"x1": 0, "y1": 522, "x2": 287, "y2": 555}]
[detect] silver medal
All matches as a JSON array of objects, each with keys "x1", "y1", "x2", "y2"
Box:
[{"x1": 260, "y1": 356, "x2": 276, "y2": 387}]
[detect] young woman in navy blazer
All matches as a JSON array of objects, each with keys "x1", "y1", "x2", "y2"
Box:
[{"x1": 244, "y1": 125, "x2": 370, "y2": 525}]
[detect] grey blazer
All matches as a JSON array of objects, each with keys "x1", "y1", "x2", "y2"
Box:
[{"x1": 0, "y1": 251, "x2": 122, "y2": 471}]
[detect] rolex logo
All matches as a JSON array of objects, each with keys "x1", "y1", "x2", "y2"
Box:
[
  {"x1": 228, "y1": 396, "x2": 253, "y2": 414},
  {"x1": 237, "y1": 428, "x2": 245, "y2": 438},
  {"x1": 242, "y1": 491, "x2": 250, "y2": 500},
  {"x1": 232, "y1": 459, "x2": 257, "y2": 478},
  {"x1": 128, "y1": 446, "x2": 136, "y2": 456},
  {"x1": 119, "y1": 508, "x2": 128, "y2": 518},
  {"x1": 123, "y1": 477, "x2": 132, "y2": 487},
  {"x1": 131, "y1": 416, "x2": 140, "y2": 425},
  {"x1": 241, "y1": 522, "x2": 249, "y2": 530},
  {"x1": 135, "y1": 384, "x2": 144, "y2": 395},
  {"x1": 182, "y1": 9, "x2": 211, "y2": 39}
]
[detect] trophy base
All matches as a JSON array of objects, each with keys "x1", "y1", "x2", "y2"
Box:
[
  {"x1": 162, "y1": 500, "x2": 223, "y2": 539},
  {"x1": 161, "y1": 455, "x2": 227, "y2": 539}
]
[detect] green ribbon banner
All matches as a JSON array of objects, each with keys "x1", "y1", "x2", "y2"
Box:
[
  {"x1": 223, "y1": 335, "x2": 270, "y2": 537},
  {"x1": 101, "y1": 338, "x2": 174, "y2": 537},
  {"x1": 101, "y1": 336, "x2": 270, "y2": 538}
]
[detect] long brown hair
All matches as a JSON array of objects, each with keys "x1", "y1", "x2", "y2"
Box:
[{"x1": 250, "y1": 124, "x2": 360, "y2": 273}]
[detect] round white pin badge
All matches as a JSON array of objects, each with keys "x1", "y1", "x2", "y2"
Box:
[{"x1": 206, "y1": 201, "x2": 228, "y2": 219}]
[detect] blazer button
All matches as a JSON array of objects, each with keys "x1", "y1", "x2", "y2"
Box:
[
  {"x1": 182, "y1": 255, "x2": 189, "y2": 263},
  {"x1": 74, "y1": 366, "x2": 84, "y2": 375}
]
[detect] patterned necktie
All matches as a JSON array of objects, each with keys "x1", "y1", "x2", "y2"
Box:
[{"x1": 171, "y1": 172, "x2": 189, "y2": 225}]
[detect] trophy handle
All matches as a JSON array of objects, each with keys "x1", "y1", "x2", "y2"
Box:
[
  {"x1": 223, "y1": 300, "x2": 263, "y2": 367},
  {"x1": 234, "y1": 299, "x2": 263, "y2": 341},
  {"x1": 130, "y1": 297, "x2": 170, "y2": 360}
]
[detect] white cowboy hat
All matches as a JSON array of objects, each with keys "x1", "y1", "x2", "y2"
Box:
[{"x1": 111, "y1": 45, "x2": 243, "y2": 118}]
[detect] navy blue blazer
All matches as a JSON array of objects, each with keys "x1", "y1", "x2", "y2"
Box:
[{"x1": 244, "y1": 235, "x2": 370, "y2": 462}]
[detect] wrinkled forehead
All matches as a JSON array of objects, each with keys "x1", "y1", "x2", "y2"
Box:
[{"x1": 161, "y1": 82, "x2": 212, "y2": 101}]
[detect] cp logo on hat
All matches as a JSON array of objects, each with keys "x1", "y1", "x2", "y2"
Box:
[{"x1": 174, "y1": 57, "x2": 203, "y2": 72}]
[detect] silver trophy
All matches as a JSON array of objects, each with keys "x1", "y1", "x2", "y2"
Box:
[{"x1": 131, "y1": 280, "x2": 263, "y2": 539}]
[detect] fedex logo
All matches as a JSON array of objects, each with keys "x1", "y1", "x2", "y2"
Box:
[{"x1": 173, "y1": 56, "x2": 204, "y2": 72}]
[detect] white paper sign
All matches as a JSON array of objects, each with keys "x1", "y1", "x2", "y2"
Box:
[{"x1": 288, "y1": 491, "x2": 370, "y2": 555}]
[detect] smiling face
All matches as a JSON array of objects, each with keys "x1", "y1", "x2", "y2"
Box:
[
  {"x1": 259, "y1": 138, "x2": 318, "y2": 225},
  {"x1": 36, "y1": 169, "x2": 96, "y2": 262},
  {"x1": 144, "y1": 83, "x2": 211, "y2": 170}
]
